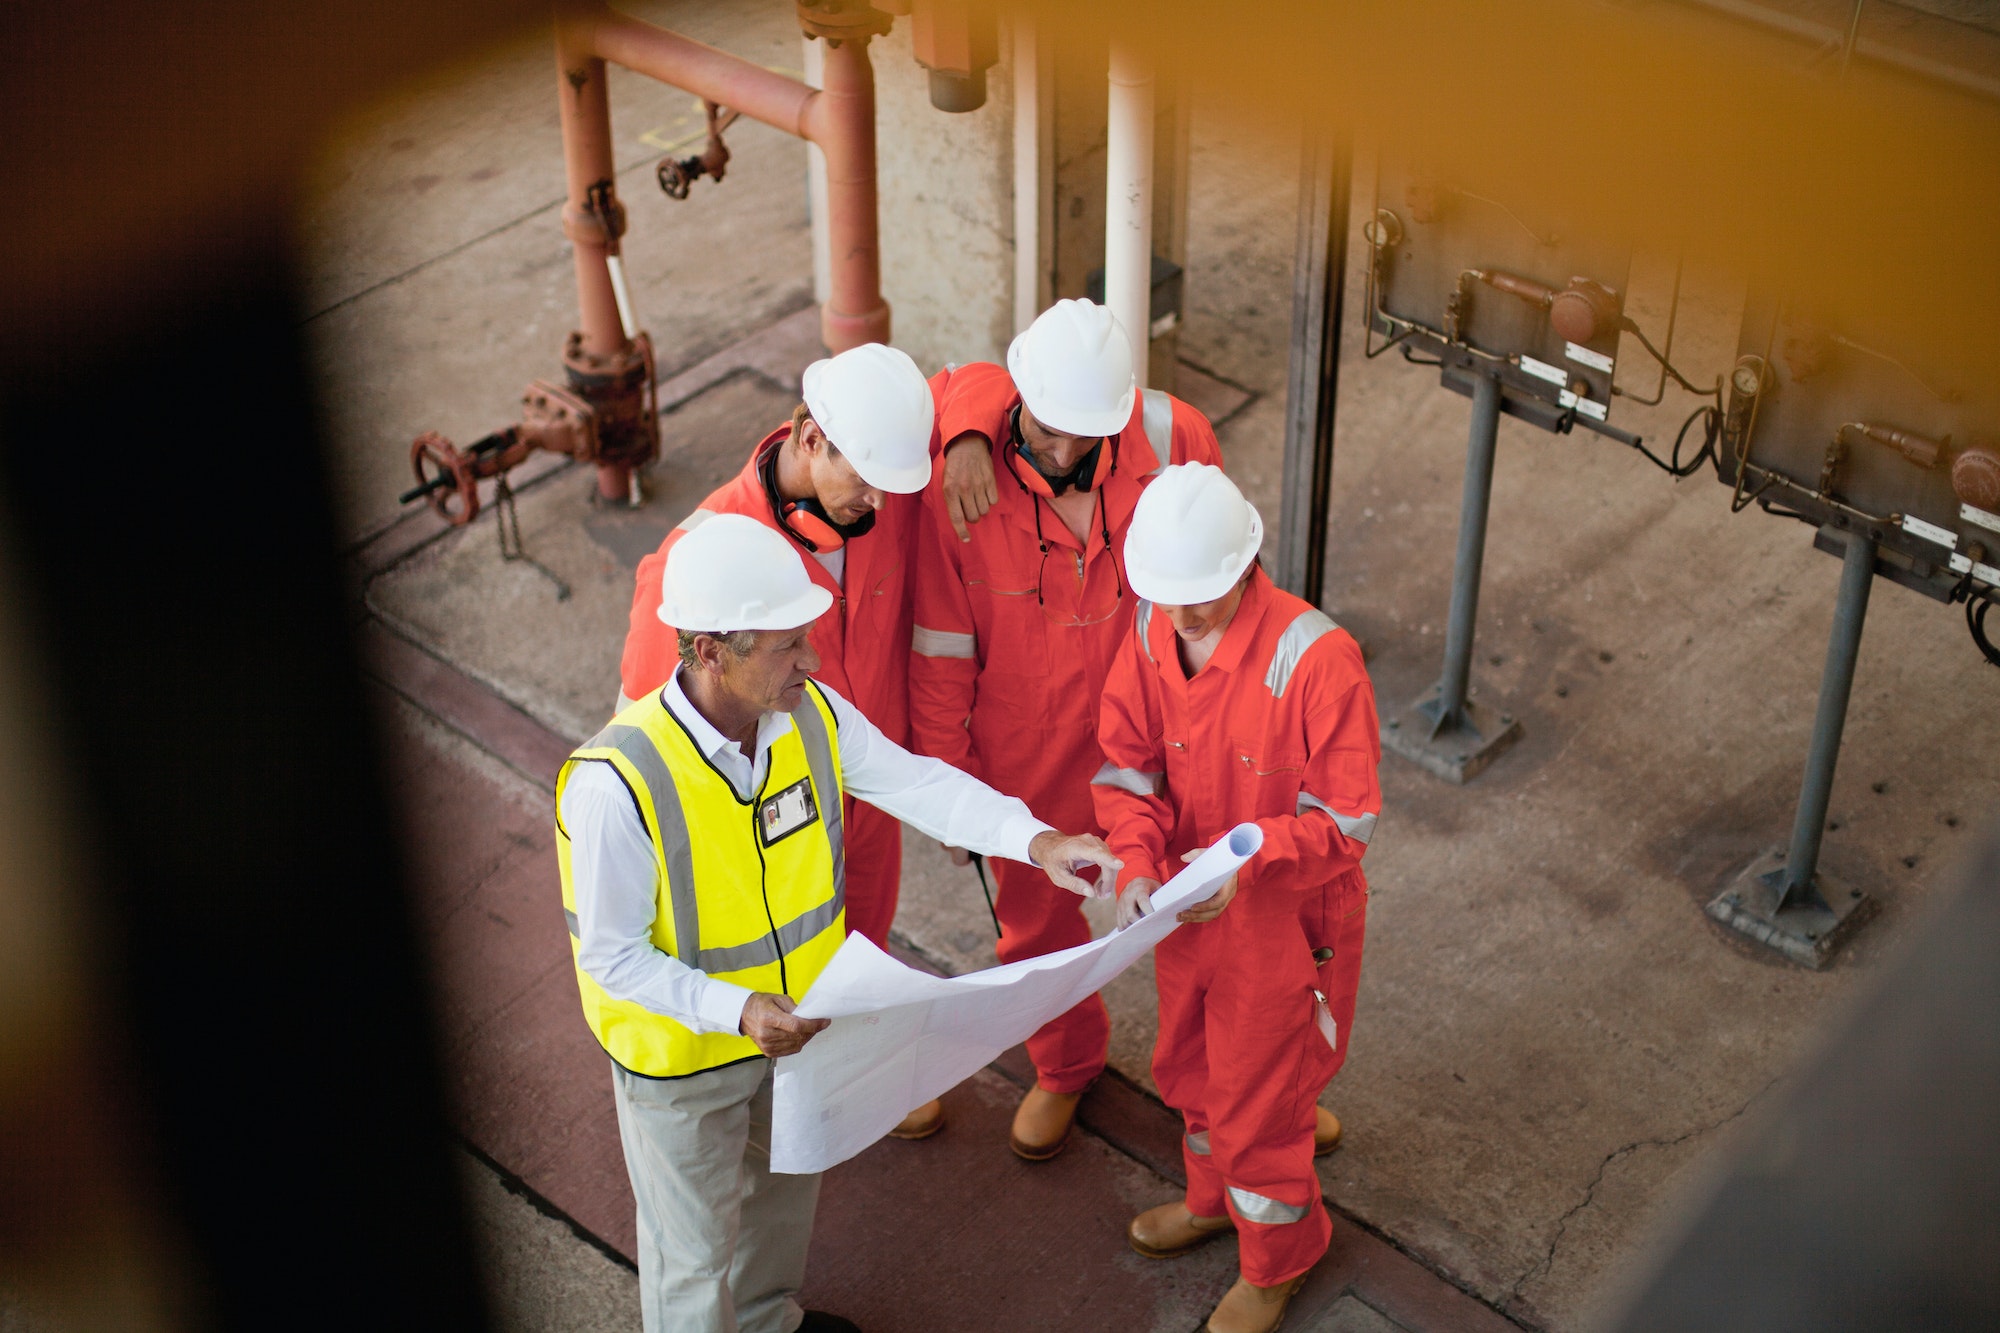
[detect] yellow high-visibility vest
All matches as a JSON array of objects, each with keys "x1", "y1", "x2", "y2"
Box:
[{"x1": 555, "y1": 679, "x2": 846, "y2": 1079}]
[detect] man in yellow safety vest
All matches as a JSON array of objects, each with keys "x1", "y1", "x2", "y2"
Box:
[{"x1": 557, "y1": 512, "x2": 1121, "y2": 1333}]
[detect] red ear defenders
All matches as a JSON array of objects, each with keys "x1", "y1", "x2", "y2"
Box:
[
  {"x1": 781, "y1": 494, "x2": 874, "y2": 551},
  {"x1": 760, "y1": 437, "x2": 876, "y2": 552},
  {"x1": 1006, "y1": 404, "x2": 1115, "y2": 497}
]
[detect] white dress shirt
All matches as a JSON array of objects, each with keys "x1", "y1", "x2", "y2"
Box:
[{"x1": 562, "y1": 668, "x2": 1052, "y2": 1037}]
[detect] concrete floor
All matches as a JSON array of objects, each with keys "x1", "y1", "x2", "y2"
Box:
[{"x1": 306, "y1": 5, "x2": 2000, "y2": 1331}]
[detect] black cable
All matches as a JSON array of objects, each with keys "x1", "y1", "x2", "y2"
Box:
[
  {"x1": 1625, "y1": 403, "x2": 1717, "y2": 478},
  {"x1": 1620, "y1": 317, "x2": 1719, "y2": 400},
  {"x1": 1399, "y1": 343, "x2": 1443, "y2": 368},
  {"x1": 969, "y1": 853, "x2": 1003, "y2": 937},
  {"x1": 1944, "y1": 569, "x2": 2000, "y2": 668},
  {"x1": 1965, "y1": 586, "x2": 2000, "y2": 668}
]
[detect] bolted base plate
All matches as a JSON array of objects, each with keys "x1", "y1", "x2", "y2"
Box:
[
  {"x1": 1705, "y1": 850, "x2": 1877, "y2": 969},
  {"x1": 1381, "y1": 688, "x2": 1522, "y2": 784}
]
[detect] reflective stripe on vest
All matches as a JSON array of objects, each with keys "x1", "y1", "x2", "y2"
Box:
[{"x1": 555, "y1": 680, "x2": 846, "y2": 1078}]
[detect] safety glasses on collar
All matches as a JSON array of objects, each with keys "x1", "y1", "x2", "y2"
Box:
[
  {"x1": 758, "y1": 436, "x2": 876, "y2": 552},
  {"x1": 1029, "y1": 511, "x2": 1126, "y2": 626},
  {"x1": 998, "y1": 410, "x2": 1126, "y2": 624}
]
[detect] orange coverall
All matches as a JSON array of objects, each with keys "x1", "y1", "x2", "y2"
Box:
[
  {"x1": 1092, "y1": 567, "x2": 1379, "y2": 1287},
  {"x1": 909, "y1": 361, "x2": 1221, "y2": 1093},
  {"x1": 620, "y1": 373, "x2": 948, "y2": 946}
]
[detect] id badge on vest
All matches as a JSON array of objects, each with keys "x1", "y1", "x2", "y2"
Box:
[{"x1": 758, "y1": 776, "x2": 821, "y2": 846}]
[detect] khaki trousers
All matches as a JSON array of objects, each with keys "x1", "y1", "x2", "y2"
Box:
[{"x1": 611, "y1": 1058, "x2": 820, "y2": 1333}]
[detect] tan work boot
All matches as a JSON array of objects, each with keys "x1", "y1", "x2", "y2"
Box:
[
  {"x1": 1314, "y1": 1106, "x2": 1342, "y2": 1157},
  {"x1": 1128, "y1": 1200, "x2": 1235, "y2": 1259},
  {"x1": 888, "y1": 1098, "x2": 943, "y2": 1140},
  {"x1": 1206, "y1": 1273, "x2": 1308, "y2": 1333},
  {"x1": 1009, "y1": 1085, "x2": 1081, "y2": 1160}
]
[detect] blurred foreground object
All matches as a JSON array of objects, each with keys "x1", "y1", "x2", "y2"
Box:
[{"x1": 1611, "y1": 827, "x2": 2000, "y2": 1331}]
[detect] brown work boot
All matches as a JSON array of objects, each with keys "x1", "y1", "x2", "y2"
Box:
[
  {"x1": 1128, "y1": 1199, "x2": 1235, "y2": 1259},
  {"x1": 1009, "y1": 1085, "x2": 1081, "y2": 1160},
  {"x1": 888, "y1": 1098, "x2": 943, "y2": 1140},
  {"x1": 1206, "y1": 1273, "x2": 1308, "y2": 1333},
  {"x1": 1314, "y1": 1105, "x2": 1342, "y2": 1157}
]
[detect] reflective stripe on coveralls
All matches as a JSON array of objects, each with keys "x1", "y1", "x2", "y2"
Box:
[
  {"x1": 1294, "y1": 792, "x2": 1376, "y2": 843},
  {"x1": 1091, "y1": 566, "x2": 1380, "y2": 1286},
  {"x1": 1090, "y1": 763, "x2": 1163, "y2": 796},
  {"x1": 556, "y1": 681, "x2": 847, "y2": 1079},
  {"x1": 909, "y1": 360, "x2": 1223, "y2": 1094},
  {"x1": 911, "y1": 625, "x2": 975, "y2": 658},
  {"x1": 1265, "y1": 608, "x2": 1338, "y2": 698},
  {"x1": 1227, "y1": 1187, "x2": 1313, "y2": 1226}
]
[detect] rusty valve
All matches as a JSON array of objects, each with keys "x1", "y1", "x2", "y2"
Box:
[
  {"x1": 398, "y1": 332, "x2": 654, "y2": 524},
  {"x1": 405, "y1": 431, "x2": 492, "y2": 524},
  {"x1": 658, "y1": 101, "x2": 739, "y2": 200}
]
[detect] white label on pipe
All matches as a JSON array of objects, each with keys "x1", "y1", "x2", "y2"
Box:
[
  {"x1": 1565, "y1": 342, "x2": 1615, "y2": 374},
  {"x1": 1901, "y1": 514, "x2": 1959, "y2": 548},
  {"x1": 1962, "y1": 503, "x2": 2000, "y2": 535},
  {"x1": 1519, "y1": 355, "x2": 1568, "y2": 387},
  {"x1": 1558, "y1": 389, "x2": 1609, "y2": 421},
  {"x1": 1949, "y1": 552, "x2": 2000, "y2": 585}
]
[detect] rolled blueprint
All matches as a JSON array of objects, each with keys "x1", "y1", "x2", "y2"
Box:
[{"x1": 771, "y1": 823, "x2": 1264, "y2": 1175}]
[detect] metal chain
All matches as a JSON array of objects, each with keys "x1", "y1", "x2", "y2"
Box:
[{"x1": 493, "y1": 473, "x2": 572, "y2": 600}]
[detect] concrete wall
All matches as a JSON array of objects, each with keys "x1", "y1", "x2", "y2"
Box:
[
  {"x1": 869, "y1": 22, "x2": 1019, "y2": 372},
  {"x1": 865, "y1": 18, "x2": 1191, "y2": 382}
]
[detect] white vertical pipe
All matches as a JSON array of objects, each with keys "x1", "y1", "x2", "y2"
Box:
[
  {"x1": 1011, "y1": 14, "x2": 1042, "y2": 336},
  {"x1": 803, "y1": 35, "x2": 832, "y2": 308},
  {"x1": 1105, "y1": 40, "x2": 1154, "y2": 388}
]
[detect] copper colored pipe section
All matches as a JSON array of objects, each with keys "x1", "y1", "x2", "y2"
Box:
[
  {"x1": 583, "y1": 7, "x2": 815, "y2": 135},
  {"x1": 570, "y1": 3, "x2": 890, "y2": 352},
  {"x1": 554, "y1": 28, "x2": 631, "y2": 500},
  {"x1": 809, "y1": 37, "x2": 890, "y2": 351}
]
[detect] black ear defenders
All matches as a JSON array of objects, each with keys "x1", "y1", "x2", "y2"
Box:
[
  {"x1": 1007, "y1": 404, "x2": 1114, "y2": 498},
  {"x1": 761, "y1": 437, "x2": 876, "y2": 553}
]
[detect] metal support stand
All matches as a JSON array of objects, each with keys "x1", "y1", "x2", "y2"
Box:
[
  {"x1": 1383, "y1": 370, "x2": 1522, "y2": 782},
  {"x1": 1708, "y1": 529, "x2": 1879, "y2": 968}
]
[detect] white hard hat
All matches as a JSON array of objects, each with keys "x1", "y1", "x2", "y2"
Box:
[
  {"x1": 658, "y1": 513, "x2": 835, "y2": 632},
  {"x1": 1006, "y1": 299, "x2": 1137, "y2": 438},
  {"x1": 1124, "y1": 464, "x2": 1264, "y2": 606},
  {"x1": 799, "y1": 343, "x2": 936, "y2": 494}
]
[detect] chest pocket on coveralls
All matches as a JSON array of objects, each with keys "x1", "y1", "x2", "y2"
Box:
[
  {"x1": 1230, "y1": 735, "x2": 1305, "y2": 800},
  {"x1": 968, "y1": 542, "x2": 1051, "y2": 683}
]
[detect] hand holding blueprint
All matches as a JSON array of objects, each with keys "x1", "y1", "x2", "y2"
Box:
[{"x1": 770, "y1": 824, "x2": 1263, "y2": 1174}]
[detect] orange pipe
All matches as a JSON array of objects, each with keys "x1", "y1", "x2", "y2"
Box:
[
  {"x1": 566, "y1": 3, "x2": 891, "y2": 352},
  {"x1": 809, "y1": 36, "x2": 890, "y2": 351},
  {"x1": 553, "y1": 24, "x2": 631, "y2": 500},
  {"x1": 583, "y1": 7, "x2": 815, "y2": 136}
]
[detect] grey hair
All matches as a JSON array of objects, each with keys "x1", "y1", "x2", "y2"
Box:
[{"x1": 677, "y1": 628, "x2": 758, "y2": 672}]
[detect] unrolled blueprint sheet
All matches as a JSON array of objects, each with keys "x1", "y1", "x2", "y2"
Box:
[{"x1": 770, "y1": 824, "x2": 1263, "y2": 1175}]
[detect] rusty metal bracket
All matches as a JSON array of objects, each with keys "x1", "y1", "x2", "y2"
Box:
[
  {"x1": 797, "y1": 0, "x2": 894, "y2": 43},
  {"x1": 520, "y1": 378, "x2": 600, "y2": 461}
]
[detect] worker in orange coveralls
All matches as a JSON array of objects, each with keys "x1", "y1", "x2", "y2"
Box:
[
  {"x1": 617, "y1": 343, "x2": 961, "y2": 1139},
  {"x1": 907, "y1": 298, "x2": 1224, "y2": 1160},
  {"x1": 1093, "y1": 464, "x2": 1379, "y2": 1333}
]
